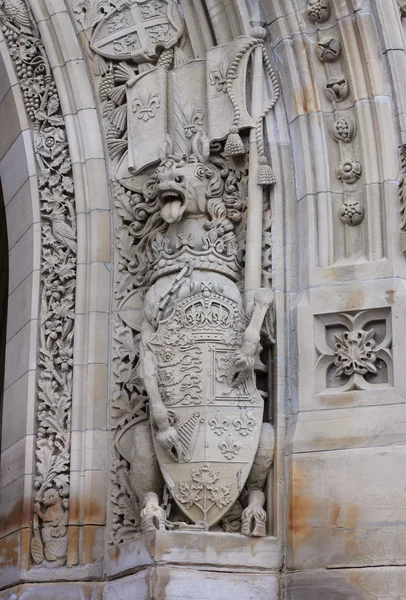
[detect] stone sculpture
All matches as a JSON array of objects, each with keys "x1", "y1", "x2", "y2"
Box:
[
  {"x1": 116, "y1": 132, "x2": 275, "y2": 535},
  {"x1": 32, "y1": 489, "x2": 68, "y2": 565},
  {"x1": 88, "y1": 0, "x2": 279, "y2": 539}
]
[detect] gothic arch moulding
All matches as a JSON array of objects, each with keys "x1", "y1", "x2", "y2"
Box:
[{"x1": 0, "y1": 0, "x2": 111, "y2": 588}]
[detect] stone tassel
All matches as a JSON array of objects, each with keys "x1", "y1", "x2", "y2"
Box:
[
  {"x1": 224, "y1": 127, "x2": 245, "y2": 157},
  {"x1": 257, "y1": 155, "x2": 276, "y2": 187}
]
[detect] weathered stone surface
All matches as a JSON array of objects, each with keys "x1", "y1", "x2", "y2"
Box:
[
  {"x1": 286, "y1": 566, "x2": 406, "y2": 600},
  {"x1": 288, "y1": 446, "x2": 406, "y2": 569},
  {"x1": 103, "y1": 567, "x2": 279, "y2": 600}
]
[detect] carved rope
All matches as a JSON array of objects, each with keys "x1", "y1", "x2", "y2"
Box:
[{"x1": 0, "y1": 4, "x2": 76, "y2": 566}]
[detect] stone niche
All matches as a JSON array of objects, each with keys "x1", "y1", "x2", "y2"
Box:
[{"x1": 0, "y1": 0, "x2": 406, "y2": 599}]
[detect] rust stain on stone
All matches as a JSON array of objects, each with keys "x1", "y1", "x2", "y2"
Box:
[
  {"x1": 0, "y1": 533, "x2": 19, "y2": 567},
  {"x1": 344, "y1": 503, "x2": 360, "y2": 555},
  {"x1": 86, "y1": 499, "x2": 105, "y2": 524},
  {"x1": 347, "y1": 286, "x2": 365, "y2": 311},
  {"x1": 0, "y1": 500, "x2": 24, "y2": 538},
  {"x1": 330, "y1": 500, "x2": 341, "y2": 527},
  {"x1": 385, "y1": 289, "x2": 396, "y2": 304},
  {"x1": 67, "y1": 496, "x2": 104, "y2": 524},
  {"x1": 110, "y1": 543, "x2": 121, "y2": 562},
  {"x1": 293, "y1": 83, "x2": 318, "y2": 116},
  {"x1": 68, "y1": 496, "x2": 80, "y2": 523},
  {"x1": 289, "y1": 464, "x2": 313, "y2": 544},
  {"x1": 82, "y1": 525, "x2": 97, "y2": 565}
]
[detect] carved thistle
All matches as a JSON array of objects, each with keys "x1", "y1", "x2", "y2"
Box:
[{"x1": 1, "y1": 2, "x2": 76, "y2": 566}]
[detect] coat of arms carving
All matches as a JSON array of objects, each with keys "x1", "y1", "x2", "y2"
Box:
[
  {"x1": 90, "y1": 0, "x2": 280, "y2": 540},
  {"x1": 91, "y1": 0, "x2": 183, "y2": 62}
]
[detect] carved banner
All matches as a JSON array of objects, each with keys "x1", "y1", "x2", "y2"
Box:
[
  {"x1": 117, "y1": 36, "x2": 256, "y2": 176},
  {"x1": 127, "y1": 67, "x2": 168, "y2": 172}
]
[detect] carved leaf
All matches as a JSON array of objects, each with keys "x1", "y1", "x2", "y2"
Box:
[{"x1": 47, "y1": 96, "x2": 60, "y2": 116}]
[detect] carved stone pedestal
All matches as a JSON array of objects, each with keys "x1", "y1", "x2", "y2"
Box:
[
  {"x1": 106, "y1": 530, "x2": 283, "y2": 577},
  {"x1": 104, "y1": 567, "x2": 279, "y2": 600},
  {"x1": 105, "y1": 531, "x2": 282, "y2": 599}
]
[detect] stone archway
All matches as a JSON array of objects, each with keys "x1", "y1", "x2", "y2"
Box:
[
  {"x1": 0, "y1": 31, "x2": 42, "y2": 588},
  {"x1": 0, "y1": 1, "x2": 111, "y2": 591}
]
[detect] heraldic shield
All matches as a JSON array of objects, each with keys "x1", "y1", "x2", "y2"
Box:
[
  {"x1": 149, "y1": 282, "x2": 264, "y2": 527},
  {"x1": 90, "y1": 0, "x2": 183, "y2": 62}
]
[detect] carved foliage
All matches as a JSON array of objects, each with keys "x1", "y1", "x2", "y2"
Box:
[
  {"x1": 175, "y1": 464, "x2": 232, "y2": 517},
  {"x1": 1, "y1": 2, "x2": 76, "y2": 565},
  {"x1": 110, "y1": 180, "x2": 156, "y2": 543},
  {"x1": 72, "y1": 0, "x2": 118, "y2": 29}
]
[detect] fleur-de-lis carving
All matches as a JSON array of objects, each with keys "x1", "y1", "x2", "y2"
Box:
[
  {"x1": 132, "y1": 89, "x2": 161, "y2": 122},
  {"x1": 182, "y1": 100, "x2": 204, "y2": 138},
  {"x1": 209, "y1": 55, "x2": 229, "y2": 93},
  {"x1": 219, "y1": 434, "x2": 241, "y2": 460},
  {"x1": 209, "y1": 410, "x2": 230, "y2": 435},
  {"x1": 232, "y1": 409, "x2": 256, "y2": 436}
]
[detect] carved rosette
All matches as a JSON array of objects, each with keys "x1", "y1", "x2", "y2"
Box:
[
  {"x1": 339, "y1": 198, "x2": 364, "y2": 226},
  {"x1": 1, "y1": 3, "x2": 76, "y2": 566},
  {"x1": 314, "y1": 310, "x2": 392, "y2": 393}
]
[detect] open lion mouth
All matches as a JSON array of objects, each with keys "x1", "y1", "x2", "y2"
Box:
[{"x1": 157, "y1": 188, "x2": 186, "y2": 223}]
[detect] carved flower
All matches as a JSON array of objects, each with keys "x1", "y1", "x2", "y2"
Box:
[
  {"x1": 339, "y1": 198, "x2": 364, "y2": 226},
  {"x1": 336, "y1": 159, "x2": 362, "y2": 184},
  {"x1": 158, "y1": 347, "x2": 175, "y2": 363},
  {"x1": 334, "y1": 329, "x2": 377, "y2": 377},
  {"x1": 55, "y1": 338, "x2": 74, "y2": 371},
  {"x1": 176, "y1": 482, "x2": 201, "y2": 508},
  {"x1": 208, "y1": 484, "x2": 232, "y2": 508},
  {"x1": 191, "y1": 465, "x2": 218, "y2": 490},
  {"x1": 43, "y1": 280, "x2": 65, "y2": 301},
  {"x1": 35, "y1": 126, "x2": 66, "y2": 159}
]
